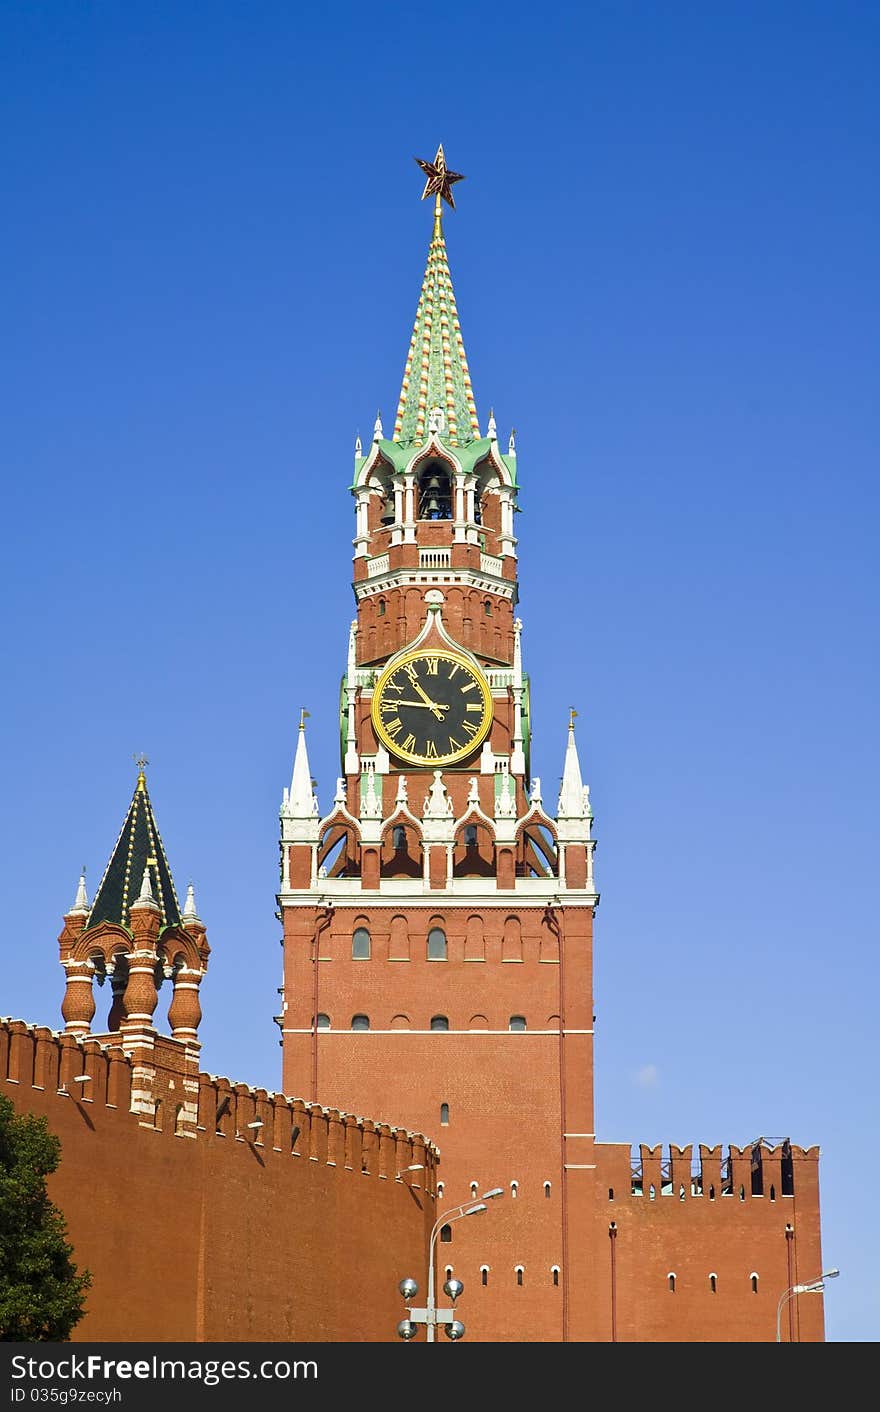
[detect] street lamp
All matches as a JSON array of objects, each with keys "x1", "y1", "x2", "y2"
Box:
[
  {"x1": 397, "y1": 1186, "x2": 504, "y2": 1341},
  {"x1": 776, "y1": 1268, "x2": 839, "y2": 1342}
]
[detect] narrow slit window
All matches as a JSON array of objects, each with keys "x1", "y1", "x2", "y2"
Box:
[
  {"x1": 750, "y1": 1273, "x2": 759, "y2": 1293},
  {"x1": 544, "y1": 1181, "x2": 552, "y2": 1199},
  {"x1": 709, "y1": 1273, "x2": 717, "y2": 1293},
  {"x1": 440, "y1": 1103, "x2": 449, "y2": 1126},
  {"x1": 668, "y1": 1273, "x2": 676, "y2": 1293},
  {"x1": 481, "y1": 1266, "x2": 489, "y2": 1287},
  {"x1": 551, "y1": 1266, "x2": 560, "y2": 1287},
  {"x1": 515, "y1": 1266, "x2": 524, "y2": 1287}
]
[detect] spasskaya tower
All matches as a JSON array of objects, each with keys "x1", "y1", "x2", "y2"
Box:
[{"x1": 278, "y1": 146, "x2": 598, "y2": 1342}]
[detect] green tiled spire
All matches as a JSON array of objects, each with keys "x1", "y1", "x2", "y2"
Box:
[
  {"x1": 393, "y1": 199, "x2": 480, "y2": 448},
  {"x1": 86, "y1": 764, "x2": 182, "y2": 932}
]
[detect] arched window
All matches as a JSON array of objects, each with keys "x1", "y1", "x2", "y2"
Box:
[
  {"x1": 709, "y1": 1273, "x2": 717, "y2": 1293},
  {"x1": 509, "y1": 1015, "x2": 527, "y2": 1032},
  {"x1": 515, "y1": 1266, "x2": 524, "y2": 1287},
  {"x1": 444, "y1": 1265, "x2": 453, "y2": 1282},
  {"x1": 351, "y1": 1014, "x2": 370, "y2": 1031},
  {"x1": 481, "y1": 1266, "x2": 489, "y2": 1286},
  {"x1": 437, "y1": 1181, "x2": 444, "y2": 1197},
  {"x1": 750, "y1": 1273, "x2": 759, "y2": 1293},
  {"x1": 440, "y1": 1224, "x2": 452, "y2": 1244},
  {"x1": 484, "y1": 599, "x2": 492, "y2": 616},
  {"x1": 668, "y1": 1273, "x2": 676, "y2": 1292},
  {"x1": 511, "y1": 1180, "x2": 519, "y2": 1199},
  {"x1": 440, "y1": 1103, "x2": 449, "y2": 1125},
  {"x1": 316, "y1": 1013, "x2": 330, "y2": 1030},
  {"x1": 378, "y1": 598, "x2": 386, "y2": 616},
  {"x1": 551, "y1": 1266, "x2": 560, "y2": 1287},
  {"x1": 470, "y1": 1181, "x2": 478, "y2": 1198},
  {"x1": 352, "y1": 927, "x2": 371, "y2": 960},
  {"x1": 430, "y1": 1015, "x2": 449, "y2": 1031},
  {"x1": 464, "y1": 824, "x2": 477, "y2": 846},
  {"x1": 427, "y1": 927, "x2": 447, "y2": 961},
  {"x1": 544, "y1": 1181, "x2": 552, "y2": 1199},
  {"x1": 393, "y1": 825, "x2": 407, "y2": 850}
]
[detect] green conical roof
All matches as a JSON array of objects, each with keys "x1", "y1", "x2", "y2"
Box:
[
  {"x1": 86, "y1": 769, "x2": 182, "y2": 931},
  {"x1": 393, "y1": 208, "x2": 480, "y2": 447}
]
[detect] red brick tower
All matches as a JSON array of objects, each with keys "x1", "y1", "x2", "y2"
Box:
[{"x1": 278, "y1": 148, "x2": 598, "y2": 1341}]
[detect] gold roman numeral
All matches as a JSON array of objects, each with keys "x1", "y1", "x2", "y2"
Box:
[
  {"x1": 424, "y1": 656, "x2": 439, "y2": 675},
  {"x1": 425, "y1": 739, "x2": 438, "y2": 758},
  {"x1": 380, "y1": 700, "x2": 397, "y2": 714},
  {"x1": 385, "y1": 717, "x2": 403, "y2": 738},
  {"x1": 402, "y1": 733, "x2": 417, "y2": 752},
  {"x1": 447, "y1": 737, "x2": 462, "y2": 752},
  {"x1": 447, "y1": 662, "x2": 460, "y2": 680},
  {"x1": 404, "y1": 663, "x2": 419, "y2": 685},
  {"x1": 466, "y1": 702, "x2": 482, "y2": 712},
  {"x1": 462, "y1": 720, "x2": 478, "y2": 737},
  {"x1": 460, "y1": 680, "x2": 477, "y2": 693}
]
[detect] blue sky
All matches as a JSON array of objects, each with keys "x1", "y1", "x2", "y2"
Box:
[{"x1": 2, "y1": 1, "x2": 877, "y2": 1342}]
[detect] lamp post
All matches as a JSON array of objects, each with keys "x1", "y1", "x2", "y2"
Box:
[
  {"x1": 776, "y1": 1268, "x2": 839, "y2": 1342},
  {"x1": 397, "y1": 1186, "x2": 504, "y2": 1342}
]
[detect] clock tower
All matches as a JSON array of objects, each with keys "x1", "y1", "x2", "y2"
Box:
[{"x1": 277, "y1": 147, "x2": 598, "y2": 1342}]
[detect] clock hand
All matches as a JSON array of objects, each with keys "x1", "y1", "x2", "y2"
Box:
[
  {"x1": 396, "y1": 699, "x2": 450, "y2": 711},
  {"x1": 408, "y1": 678, "x2": 446, "y2": 719}
]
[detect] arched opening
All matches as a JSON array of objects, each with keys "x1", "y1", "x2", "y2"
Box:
[
  {"x1": 750, "y1": 1273, "x2": 759, "y2": 1294},
  {"x1": 515, "y1": 1266, "x2": 524, "y2": 1287},
  {"x1": 453, "y1": 821, "x2": 494, "y2": 878},
  {"x1": 439, "y1": 1224, "x2": 452, "y2": 1244},
  {"x1": 440, "y1": 1103, "x2": 449, "y2": 1125},
  {"x1": 381, "y1": 822, "x2": 421, "y2": 879},
  {"x1": 545, "y1": 1182, "x2": 552, "y2": 1199},
  {"x1": 551, "y1": 1266, "x2": 560, "y2": 1287},
  {"x1": 668, "y1": 1273, "x2": 676, "y2": 1293},
  {"x1": 470, "y1": 1181, "x2": 478, "y2": 1198},
  {"x1": 607, "y1": 1187, "x2": 614, "y2": 1200},
  {"x1": 174, "y1": 1104, "x2": 185, "y2": 1135},
  {"x1": 317, "y1": 822, "x2": 360, "y2": 879},
  {"x1": 427, "y1": 927, "x2": 447, "y2": 961},
  {"x1": 509, "y1": 1015, "x2": 527, "y2": 1032},
  {"x1": 430, "y1": 1015, "x2": 449, "y2": 1031},
  {"x1": 511, "y1": 1181, "x2": 519, "y2": 1199},
  {"x1": 516, "y1": 822, "x2": 559, "y2": 879},
  {"x1": 709, "y1": 1273, "x2": 717, "y2": 1293},
  {"x1": 417, "y1": 461, "x2": 452, "y2": 520},
  {"x1": 351, "y1": 1014, "x2": 370, "y2": 1031},
  {"x1": 315, "y1": 1013, "x2": 330, "y2": 1030},
  {"x1": 481, "y1": 1266, "x2": 489, "y2": 1286}
]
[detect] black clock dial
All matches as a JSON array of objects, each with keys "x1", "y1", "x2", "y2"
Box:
[{"x1": 371, "y1": 650, "x2": 493, "y2": 766}]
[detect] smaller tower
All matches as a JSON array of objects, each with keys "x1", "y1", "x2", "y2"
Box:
[{"x1": 58, "y1": 760, "x2": 209, "y2": 1131}]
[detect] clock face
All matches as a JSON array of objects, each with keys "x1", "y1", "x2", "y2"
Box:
[{"x1": 371, "y1": 649, "x2": 493, "y2": 766}]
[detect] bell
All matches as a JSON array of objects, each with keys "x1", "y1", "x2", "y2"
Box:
[
  {"x1": 424, "y1": 475, "x2": 442, "y2": 492},
  {"x1": 424, "y1": 496, "x2": 440, "y2": 516},
  {"x1": 380, "y1": 509, "x2": 395, "y2": 525}
]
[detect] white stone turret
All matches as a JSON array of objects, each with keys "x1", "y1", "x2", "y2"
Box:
[
  {"x1": 69, "y1": 870, "x2": 89, "y2": 916},
  {"x1": 556, "y1": 715, "x2": 593, "y2": 843},
  {"x1": 131, "y1": 866, "x2": 159, "y2": 912},
  {"x1": 288, "y1": 718, "x2": 319, "y2": 819},
  {"x1": 183, "y1": 882, "x2": 200, "y2": 922}
]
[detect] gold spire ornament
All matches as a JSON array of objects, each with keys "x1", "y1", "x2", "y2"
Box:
[{"x1": 415, "y1": 144, "x2": 465, "y2": 213}]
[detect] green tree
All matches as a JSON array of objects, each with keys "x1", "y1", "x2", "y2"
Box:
[{"x1": 0, "y1": 1094, "x2": 90, "y2": 1340}]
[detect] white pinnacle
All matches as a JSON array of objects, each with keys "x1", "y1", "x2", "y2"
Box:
[
  {"x1": 354, "y1": 434, "x2": 362, "y2": 458},
  {"x1": 373, "y1": 411, "x2": 383, "y2": 441},
  {"x1": 70, "y1": 870, "x2": 89, "y2": 914},
  {"x1": 289, "y1": 718, "x2": 318, "y2": 818},
  {"x1": 132, "y1": 866, "x2": 159, "y2": 911},
  {"x1": 487, "y1": 409, "x2": 497, "y2": 440},
  {"x1": 557, "y1": 718, "x2": 590, "y2": 819},
  {"x1": 183, "y1": 883, "x2": 200, "y2": 921}
]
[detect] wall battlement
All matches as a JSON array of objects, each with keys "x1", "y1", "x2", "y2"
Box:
[{"x1": 1, "y1": 1016, "x2": 437, "y2": 1342}]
